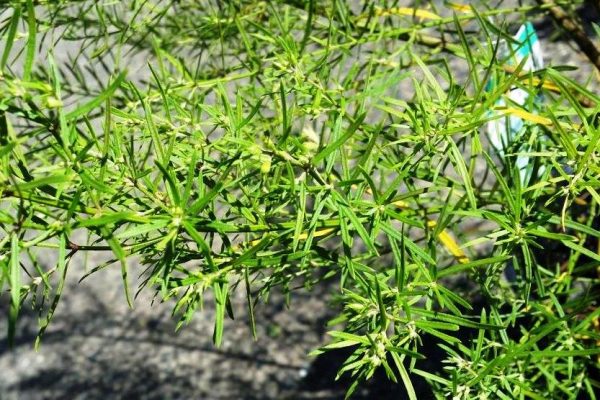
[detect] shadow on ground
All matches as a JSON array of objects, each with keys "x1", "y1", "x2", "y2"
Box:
[
  {"x1": 0, "y1": 263, "x2": 443, "y2": 400},
  {"x1": 0, "y1": 265, "x2": 324, "y2": 399}
]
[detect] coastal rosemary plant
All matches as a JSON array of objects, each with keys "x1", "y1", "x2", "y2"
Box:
[{"x1": 1, "y1": 0, "x2": 600, "y2": 398}]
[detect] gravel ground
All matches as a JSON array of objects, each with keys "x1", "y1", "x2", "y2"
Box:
[
  {"x1": 0, "y1": 2, "x2": 598, "y2": 399},
  {"x1": 0, "y1": 255, "x2": 335, "y2": 400}
]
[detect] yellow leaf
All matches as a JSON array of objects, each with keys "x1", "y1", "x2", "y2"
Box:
[
  {"x1": 501, "y1": 65, "x2": 561, "y2": 93},
  {"x1": 447, "y1": 3, "x2": 472, "y2": 12},
  {"x1": 391, "y1": 200, "x2": 409, "y2": 208},
  {"x1": 298, "y1": 227, "x2": 337, "y2": 240},
  {"x1": 497, "y1": 107, "x2": 552, "y2": 126},
  {"x1": 428, "y1": 220, "x2": 470, "y2": 264},
  {"x1": 494, "y1": 106, "x2": 580, "y2": 131},
  {"x1": 374, "y1": 7, "x2": 441, "y2": 21}
]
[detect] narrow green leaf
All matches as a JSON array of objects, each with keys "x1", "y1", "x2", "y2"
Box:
[
  {"x1": 328, "y1": 331, "x2": 370, "y2": 345},
  {"x1": 64, "y1": 72, "x2": 126, "y2": 122},
  {"x1": 526, "y1": 348, "x2": 600, "y2": 358},
  {"x1": 338, "y1": 203, "x2": 377, "y2": 255},
  {"x1": 12, "y1": 174, "x2": 72, "y2": 192},
  {"x1": 23, "y1": 0, "x2": 36, "y2": 81},
  {"x1": 438, "y1": 255, "x2": 511, "y2": 278},
  {"x1": 416, "y1": 309, "x2": 504, "y2": 330},
  {"x1": 182, "y1": 219, "x2": 216, "y2": 272},
  {"x1": 313, "y1": 113, "x2": 366, "y2": 164},
  {"x1": 116, "y1": 219, "x2": 170, "y2": 240},
  {"x1": 562, "y1": 240, "x2": 600, "y2": 262},
  {"x1": 77, "y1": 211, "x2": 149, "y2": 228},
  {"x1": 36, "y1": 234, "x2": 68, "y2": 348},
  {"x1": 0, "y1": 142, "x2": 16, "y2": 158},
  {"x1": 1, "y1": 6, "x2": 21, "y2": 72},
  {"x1": 447, "y1": 139, "x2": 477, "y2": 209},
  {"x1": 213, "y1": 279, "x2": 229, "y2": 347},
  {"x1": 8, "y1": 234, "x2": 20, "y2": 347},
  {"x1": 389, "y1": 352, "x2": 417, "y2": 400},
  {"x1": 104, "y1": 231, "x2": 132, "y2": 307},
  {"x1": 155, "y1": 161, "x2": 181, "y2": 206},
  {"x1": 244, "y1": 266, "x2": 257, "y2": 340}
]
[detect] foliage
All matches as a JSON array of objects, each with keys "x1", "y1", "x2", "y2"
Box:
[{"x1": 1, "y1": 0, "x2": 599, "y2": 398}]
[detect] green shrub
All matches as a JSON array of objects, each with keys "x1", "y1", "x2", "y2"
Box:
[{"x1": 1, "y1": 1, "x2": 599, "y2": 398}]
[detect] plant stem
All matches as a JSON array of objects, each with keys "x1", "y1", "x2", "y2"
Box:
[{"x1": 536, "y1": 0, "x2": 600, "y2": 72}]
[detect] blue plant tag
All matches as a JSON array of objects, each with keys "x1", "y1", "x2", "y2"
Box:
[{"x1": 486, "y1": 22, "x2": 544, "y2": 185}]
